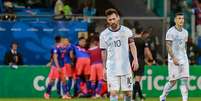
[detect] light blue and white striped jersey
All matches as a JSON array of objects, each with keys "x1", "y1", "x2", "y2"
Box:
[
  {"x1": 166, "y1": 26, "x2": 188, "y2": 65},
  {"x1": 100, "y1": 25, "x2": 134, "y2": 75}
]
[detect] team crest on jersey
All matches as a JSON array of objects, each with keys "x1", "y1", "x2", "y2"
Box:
[{"x1": 53, "y1": 49, "x2": 57, "y2": 53}]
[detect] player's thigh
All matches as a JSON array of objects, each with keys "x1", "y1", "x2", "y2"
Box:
[
  {"x1": 48, "y1": 67, "x2": 59, "y2": 80},
  {"x1": 121, "y1": 74, "x2": 133, "y2": 91},
  {"x1": 84, "y1": 58, "x2": 91, "y2": 75},
  {"x1": 134, "y1": 61, "x2": 145, "y2": 77},
  {"x1": 76, "y1": 59, "x2": 85, "y2": 75},
  {"x1": 168, "y1": 62, "x2": 180, "y2": 81},
  {"x1": 180, "y1": 63, "x2": 190, "y2": 78},
  {"x1": 107, "y1": 74, "x2": 120, "y2": 92},
  {"x1": 90, "y1": 64, "x2": 96, "y2": 81},
  {"x1": 60, "y1": 67, "x2": 66, "y2": 80},
  {"x1": 196, "y1": 25, "x2": 201, "y2": 35},
  {"x1": 96, "y1": 63, "x2": 104, "y2": 80},
  {"x1": 65, "y1": 64, "x2": 73, "y2": 77}
]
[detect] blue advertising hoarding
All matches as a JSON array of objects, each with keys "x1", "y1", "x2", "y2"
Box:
[{"x1": 0, "y1": 20, "x2": 88, "y2": 65}]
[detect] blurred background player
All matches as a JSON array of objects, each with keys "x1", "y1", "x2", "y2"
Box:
[
  {"x1": 73, "y1": 37, "x2": 91, "y2": 96},
  {"x1": 88, "y1": 36, "x2": 104, "y2": 99},
  {"x1": 131, "y1": 27, "x2": 153, "y2": 101},
  {"x1": 63, "y1": 38, "x2": 74, "y2": 96},
  {"x1": 56, "y1": 38, "x2": 74, "y2": 98},
  {"x1": 160, "y1": 13, "x2": 189, "y2": 101},
  {"x1": 100, "y1": 8, "x2": 138, "y2": 101},
  {"x1": 44, "y1": 36, "x2": 70, "y2": 99}
]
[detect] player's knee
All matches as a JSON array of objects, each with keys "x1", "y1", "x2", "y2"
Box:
[
  {"x1": 49, "y1": 79, "x2": 55, "y2": 85},
  {"x1": 110, "y1": 91, "x2": 118, "y2": 96},
  {"x1": 170, "y1": 80, "x2": 176, "y2": 86},
  {"x1": 123, "y1": 91, "x2": 132, "y2": 97},
  {"x1": 180, "y1": 78, "x2": 188, "y2": 85}
]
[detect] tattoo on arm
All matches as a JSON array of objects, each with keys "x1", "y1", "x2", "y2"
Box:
[
  {"x1": 166, "y1": 40, "x2": 174, "y2": 58},
  {"x1": 128, "y1": 37, "x2": 135, "y2": 44},
  {"x1": 101, "y1": 49, "x2": 107, "y2": 69},
  {"x1": 129, "y1": 42, "x2": 138, "y2": 62}
]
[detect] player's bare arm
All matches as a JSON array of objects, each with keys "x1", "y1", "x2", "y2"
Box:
[
  {"x1": 69, "y1": 50, "x2": 75, "y2": 67},
  {"x1": 101, "y1": 49, "x2": 107, "y2": 80},
  {"x1": 53, "y1": 53, "x2": 61, "y2": 72},
  {"x1": 144, "y1": 47, "x2": 154, "y2": 66},
  {"x1": 129, "y1": 37, "x2": 139, "y2": 71},
  {"x1": 166, "y1": 40, "x2": 179, "y2": 65},
  {"x1": 101, "y1": 49, "x2": 107, "y2": 69}
]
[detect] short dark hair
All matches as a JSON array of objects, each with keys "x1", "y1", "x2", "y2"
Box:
[
  {"x1": 175, "y1": 12, "x2": 184, "y2": 17},
  {"x1": 55, "y1": 35, "x2": 62, "y2": 43},
  {"x1": 10, "y1": 41, "x2": 18, "y2": 47},
  {"x1": 105, "y1": 8, "x2": 119, "y2": 16},
  {"x1": 90, "y1": 36, "x2": 99, "y2": 43},
  {"x1": 79, "y1": 37, "x2": 85, "y2": 41},
  {"x1": 135, "y1": 27, "x2": 143, "y2": 34}
]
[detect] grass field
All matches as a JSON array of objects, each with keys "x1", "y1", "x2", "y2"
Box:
[{"x1": 0, "y1": 97, "x2": 199, "y2": 101}]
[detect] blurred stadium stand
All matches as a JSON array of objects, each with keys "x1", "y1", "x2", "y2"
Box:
[{"x1": 0, "y1": 0, "x2": 200, "y2": 65}]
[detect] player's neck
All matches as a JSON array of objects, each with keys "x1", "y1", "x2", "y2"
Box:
[
  {"x1": 90, "y1": 44, "x2": 97, "y2": 48},
  {"x1": 175, "y1": 25, "x2": 182, "y2": 32},
  {"x1": 109, "y1": 25, "x2": 121, "y2": 32},
  {"x1": 135, "y1": 34, "x2": 142, "y2": 37}
]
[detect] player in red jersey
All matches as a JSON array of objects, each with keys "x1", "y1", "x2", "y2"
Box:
[{"x1": 88, "y1": 36, "x2": 105, "y2": 98}]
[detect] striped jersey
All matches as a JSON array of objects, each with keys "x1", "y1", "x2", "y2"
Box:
[{"x1": 99, "y1": 25, "x2": 134, "y2": 75}]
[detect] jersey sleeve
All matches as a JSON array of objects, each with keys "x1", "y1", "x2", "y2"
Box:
[
  {"x1": 185, "y1": 30, "x2": 188, "y2": 42},
  {"x1": 127, "y1": 28, "x2": 134, "y2": 38},
  {"x1": 127, "y1": 28, "x2": 135, "y2": 43},
  {"x1": 51, "y1": 48, "x2": 58, "y2": 54},
  {"x1": 99, "y1": 34, "x2": 107, "y2": 49},
  {"x1": 69, "y1": 45, "x2": 74, "y2": 51},
  {"x1": 144, "y1": 40, "x2": 150, "y2": 48},
  {"x1": 165, "y1": 30, "x2": 173, "y2": 41}
]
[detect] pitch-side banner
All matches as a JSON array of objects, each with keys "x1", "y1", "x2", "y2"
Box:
[
  {"x1": 0, "y1": 21, "x2": 88, "y2": 65},
  {"x1": 0, "y1": 65, "x2": 200, "y2": 97}
]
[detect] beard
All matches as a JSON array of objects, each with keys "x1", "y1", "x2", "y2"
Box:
[{"x1": 111, "y1": 23, "x2": 118, "y2": 30}]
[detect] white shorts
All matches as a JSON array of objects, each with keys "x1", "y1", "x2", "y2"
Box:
[
  {"x1": 168, "y1": 62, "x2": 189, "y2": 81},
  {"x1": 107, "y1": 73, "x2": 133, "y2": 92}
]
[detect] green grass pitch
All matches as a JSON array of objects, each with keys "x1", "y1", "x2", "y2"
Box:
[{"x1": 0, "y1": 97, "x2": 199, "y2": 101}]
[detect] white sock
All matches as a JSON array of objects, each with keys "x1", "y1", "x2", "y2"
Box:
[
  {"x1": 110, "y1": 95, "x2": 118, "y2": 101},
  {"x1": 161, "y1": 82, "x2": 174, "y2": 97},
  {"x1": 124, "y1": 95, "x2": 131, "y2": 101},
  {"x1": 180, "y1": 79, "x2": 188, "y2": 101}
]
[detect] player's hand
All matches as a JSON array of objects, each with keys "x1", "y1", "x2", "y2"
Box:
[
  {"x1": 103, "y1": 68, "x2": 107, "y2": 81},
  {"x1": 132, "y1": 60, "x2": 139, "y2": 71},
  {"x1": 15, "y1": 56, "x2": 19, "y2": 63},
  {"x1": 173, "y1": 57, "x2": 179, "y2": 66},
  {"x1": 46, "y1": 62, "x2": 51, "y2": 67}
]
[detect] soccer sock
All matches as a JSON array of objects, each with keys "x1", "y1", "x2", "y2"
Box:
[
  {"x1": 75, "y1": 76, "x2": 81, "y2": 93},
  {"x1": 132, "y1": 83, "x2": 137, "y2": 99},
  {"x1": 62, "y1": 83, "x2": 68, "y2": 95},
  {"x1": 67, "y1": 77, "x2": 72, "y2": 92},
  {"x1": 110, "y1": 95, "x2": 118, "y2": 101},
  {"x1": 56, "y1": 79, "x2": 61, "y2": 96},
  {"x1": 180, "y1": 78, "x2": 188, "y2": 101},
  {"x1": 96, "y1": 80, "x2": 103, "y2": 94},
  {"x1": 135, "y1": 81, "x2": 143, "y2": 98},
  {"x1": 91, "y1": 81, "x2": 96, "y2": 96},
  {"x1": 46, "y1": 83, "x2": 53, "y2": 94},
  {"x1": 161, "y1": 81, "x2": 174, "y2": 97},
  {"x1": 86, "y1": 80, "x2": 91, "y2": 92},
  {"x1": 124, "y1": 96, "x2": 131, "y2": 101}
]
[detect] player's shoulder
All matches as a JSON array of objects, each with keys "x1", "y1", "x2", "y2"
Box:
[
  {"x1": 100, "y1": 28, "x2": 110, "y2": 37},
  {"x1": 167, "y1": 26, "x2": 175, "y2": 33},
  {"x1": 120, "y1": 25, "x2": 132, "y2": 32},
  {"x1": 182, "y1": 28, "x2": 188, "y2": 33}
]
